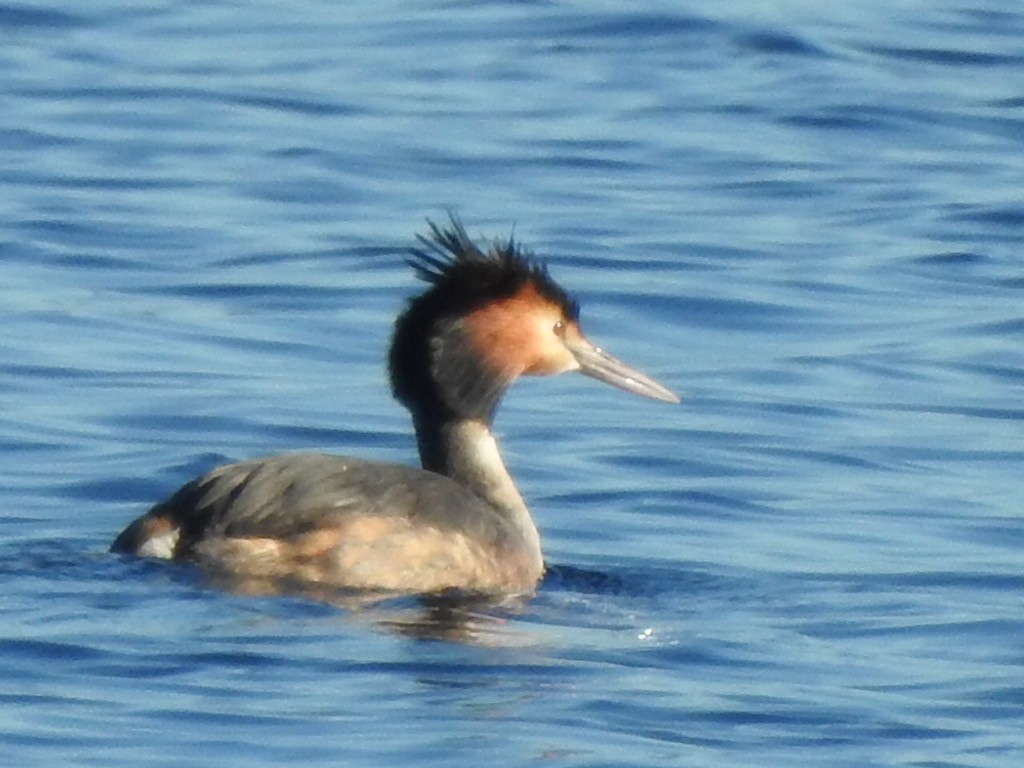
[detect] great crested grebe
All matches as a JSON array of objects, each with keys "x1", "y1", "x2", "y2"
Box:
[{"x1": 112, "y1": 217, "x2": 679, "y2": 596}]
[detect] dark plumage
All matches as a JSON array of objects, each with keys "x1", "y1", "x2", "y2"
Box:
[
  {"x1": 116, "y1": 454, "x2": 509, "y2": 556},
  {"x1": 406, "y1": 215, "x2": 578, "y2": 321}
]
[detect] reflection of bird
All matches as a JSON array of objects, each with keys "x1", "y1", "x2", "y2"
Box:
[{"x1": 112, "y1": 217, "x2": 678, "y2": 596}]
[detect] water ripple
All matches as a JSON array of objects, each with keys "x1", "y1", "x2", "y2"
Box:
[{"x1": 3, "y1": 1, "x2": 1024, "y2": 767}]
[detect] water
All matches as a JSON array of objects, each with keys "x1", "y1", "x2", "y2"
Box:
[{"x1": 2, "y1": 0, "x2": 1022, "y2": 765}]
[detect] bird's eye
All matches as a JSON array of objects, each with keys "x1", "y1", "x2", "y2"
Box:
[{"x1": 553, "y1": 320, "x2": 566, "y2": 337}]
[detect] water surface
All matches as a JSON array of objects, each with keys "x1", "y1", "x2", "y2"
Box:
[{"x1": 2, "y1": 1, "x2": 1023, "y2": 766}]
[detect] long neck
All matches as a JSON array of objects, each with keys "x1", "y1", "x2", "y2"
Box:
[
  {"x1": 413, "y1": 414, "x2": 539, "y2": 549},
  {"x1": 415, "y1": 416, "x2": 524, "y2": 513},
  {"x1": 390, "y1": 309, "x2": 540, "y2": 554}
]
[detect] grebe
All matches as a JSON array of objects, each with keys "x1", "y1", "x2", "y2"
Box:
[{"x1": 112, "y1": 217, "x2": 679, "y2": 596}]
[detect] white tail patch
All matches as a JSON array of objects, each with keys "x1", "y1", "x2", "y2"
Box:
[{"x1": 136, "y1": 527, "x2": 180, "y2": 560}]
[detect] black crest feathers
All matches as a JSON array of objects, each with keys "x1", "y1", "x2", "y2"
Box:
[{"x1": 405, "y1": 214, "x2": 578, "y2": 321}]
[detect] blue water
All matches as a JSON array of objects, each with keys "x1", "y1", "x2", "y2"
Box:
[{"x1": 2, "y1": 0, "x2": 1023, "y2": 765}]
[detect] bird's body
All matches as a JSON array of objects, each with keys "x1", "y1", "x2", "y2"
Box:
[
  {"x1": 114, "y1": 445, "x2": 542, "y2": 594},
  {"x1": 112, "y1": 217, "x2": 678, "y2": 596}
]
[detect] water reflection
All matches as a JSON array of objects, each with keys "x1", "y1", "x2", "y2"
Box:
[{"x1": 198, "y1": 567, "x2": 537, "y2": 645}]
